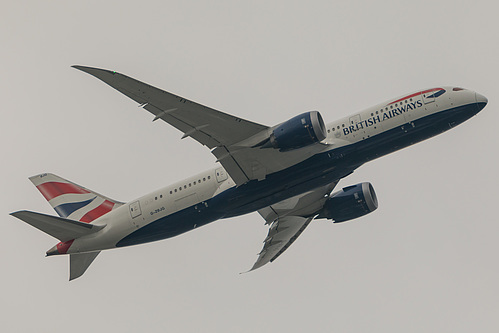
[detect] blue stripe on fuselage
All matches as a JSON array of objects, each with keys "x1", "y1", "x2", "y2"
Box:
[{"x1": 116, "y1": 102, "x2": 483, "y2": 248}]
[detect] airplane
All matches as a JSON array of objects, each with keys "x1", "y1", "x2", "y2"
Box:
[{"x1": 10, "y1": 66, "x2": 488, "y2": 280}]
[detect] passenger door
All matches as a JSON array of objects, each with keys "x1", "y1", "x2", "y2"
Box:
[
  {"x1": 129, "y1": 201, "x2": 142, "y2": 229},
  {"x1": 215, "y1": 167, "x2": 228, "y2": 182},
  {"x1": 348, "y1": 114, "x2": 366, "y2": 140}
]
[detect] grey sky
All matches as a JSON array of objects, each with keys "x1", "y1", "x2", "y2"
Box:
[{"x1": 2, "y1": 1, "x2": 498, "y2": 332}]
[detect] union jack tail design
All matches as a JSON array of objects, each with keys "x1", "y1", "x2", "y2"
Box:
[{"x1": 29, "y1": 173, "x2": 124, "y2": 223}]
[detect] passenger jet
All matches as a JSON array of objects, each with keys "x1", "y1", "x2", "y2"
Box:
[{"x1": 11, "y1": 66, "x2": 488, "y2": 280}]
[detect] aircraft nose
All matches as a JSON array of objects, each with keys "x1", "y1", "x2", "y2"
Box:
[{"x1": 475, "y1": 92, "x2": 488, "y2": 108}]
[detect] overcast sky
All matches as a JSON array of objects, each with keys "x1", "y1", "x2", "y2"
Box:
[{"x1": 2, "y1": 1, "x2": 498, "y2": 332}]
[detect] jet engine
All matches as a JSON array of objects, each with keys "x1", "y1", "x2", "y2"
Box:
[
  {"x1": 317, "y1": 182, "x2": 378, "y2": 223},
  {"x1": 266, "y1": 111, "x2": 327, "y2": 151}
]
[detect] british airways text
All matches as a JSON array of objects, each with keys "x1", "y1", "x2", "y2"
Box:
[{"x1": 343, "y1": 100, "x2": 423, "y2": 135}]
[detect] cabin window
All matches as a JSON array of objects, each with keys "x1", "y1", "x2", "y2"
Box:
[
  {"x1": 170, "y1": 191, "x2": 172, "y2": 194},
  {"x1": 174, "y1": 189, "x2": 177, "y2": 193},
  {"x1": 208, "y1": 176, "x2": 211, "y2": 180}
]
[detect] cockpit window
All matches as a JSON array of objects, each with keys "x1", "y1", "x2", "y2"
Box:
[{"x1": 453, "y1": 87, "x2": 465, "y2": 91}]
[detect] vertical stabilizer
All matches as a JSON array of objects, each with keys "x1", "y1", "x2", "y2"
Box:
[
  {"x1": 70, "y1": 252, "x2": 100, "y2": 281},
  {"x1": 29, "y1": 173, "x2": 124, "y2": 222}
]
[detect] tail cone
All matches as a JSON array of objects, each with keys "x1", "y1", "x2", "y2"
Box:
[
  {"x1": 46, "y1": 239, "x2": 74, "y2": 256},
  {"x1": 46, "y1": 245, "x2": 59, "y2": 256}
]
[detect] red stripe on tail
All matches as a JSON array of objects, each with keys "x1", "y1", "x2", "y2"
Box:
[
  {"x1": 80, "y1": 200, "x2": 115, "y2": 223},
  {"x1": 37, "y1": 182, "x2": 90, "y2": 201}
]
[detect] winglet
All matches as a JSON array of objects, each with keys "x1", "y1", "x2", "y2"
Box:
[
  {"x1": 72, "y1": 65, "x2": 124, "y2": 89},
  {"x1": 72, "y1": 65, "x2": 118, "y2": 77}
]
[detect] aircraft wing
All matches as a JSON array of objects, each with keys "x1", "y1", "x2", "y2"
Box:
[
  {"x1": 72, "y1": 66, "x2": 268, "y2": 149},
  {"x1": 248, "y1": 182, "x2": 337, "y2": 271},
  {"x1": 73, "y1": 66, "x2": 329, "y2": 185}
]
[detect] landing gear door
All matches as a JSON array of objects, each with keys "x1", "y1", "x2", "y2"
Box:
[
  {"x1": 129, "y1": 201, "x2": 142, "y2": 219},
  {"x1": 216, "y1": 167, "x2": 228, "y2": 183}
]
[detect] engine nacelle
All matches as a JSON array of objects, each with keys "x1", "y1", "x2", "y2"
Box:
[
  {"x1": 318, "y1": 182, "x2": 378, "y2": 223},
  {"x1": 268, "y1": 111, "x2": 327, "y2": 151}
]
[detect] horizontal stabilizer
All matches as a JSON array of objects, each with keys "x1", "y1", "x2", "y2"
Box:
[
  {"x1": 10, "y1": 210, "x2": 105, "y2": 242},
  {"x1": 70, "y1": 251, "x2": 100, "y2": 281}
]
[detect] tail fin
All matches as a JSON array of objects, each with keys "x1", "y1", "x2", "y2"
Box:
[{"x1": 29, "y1": 173, "x2": 124, "y2": 222}]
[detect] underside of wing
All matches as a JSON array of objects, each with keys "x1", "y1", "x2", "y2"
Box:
[
  {"x1": 249, "y1": 215, "x2": 313, "y2": 271},
  {"x1": 212, "y1": 140, "x2": 329, "y2": 185},
  {"x1": 248, "y1": 182, "x2": 338, "y2": 272},
  {"x1": 73, "y1": 66, "x2": 269, "y2": 149},
  {"x1": 73, "y1": 66, "x2": 331, "y2": 186}
]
